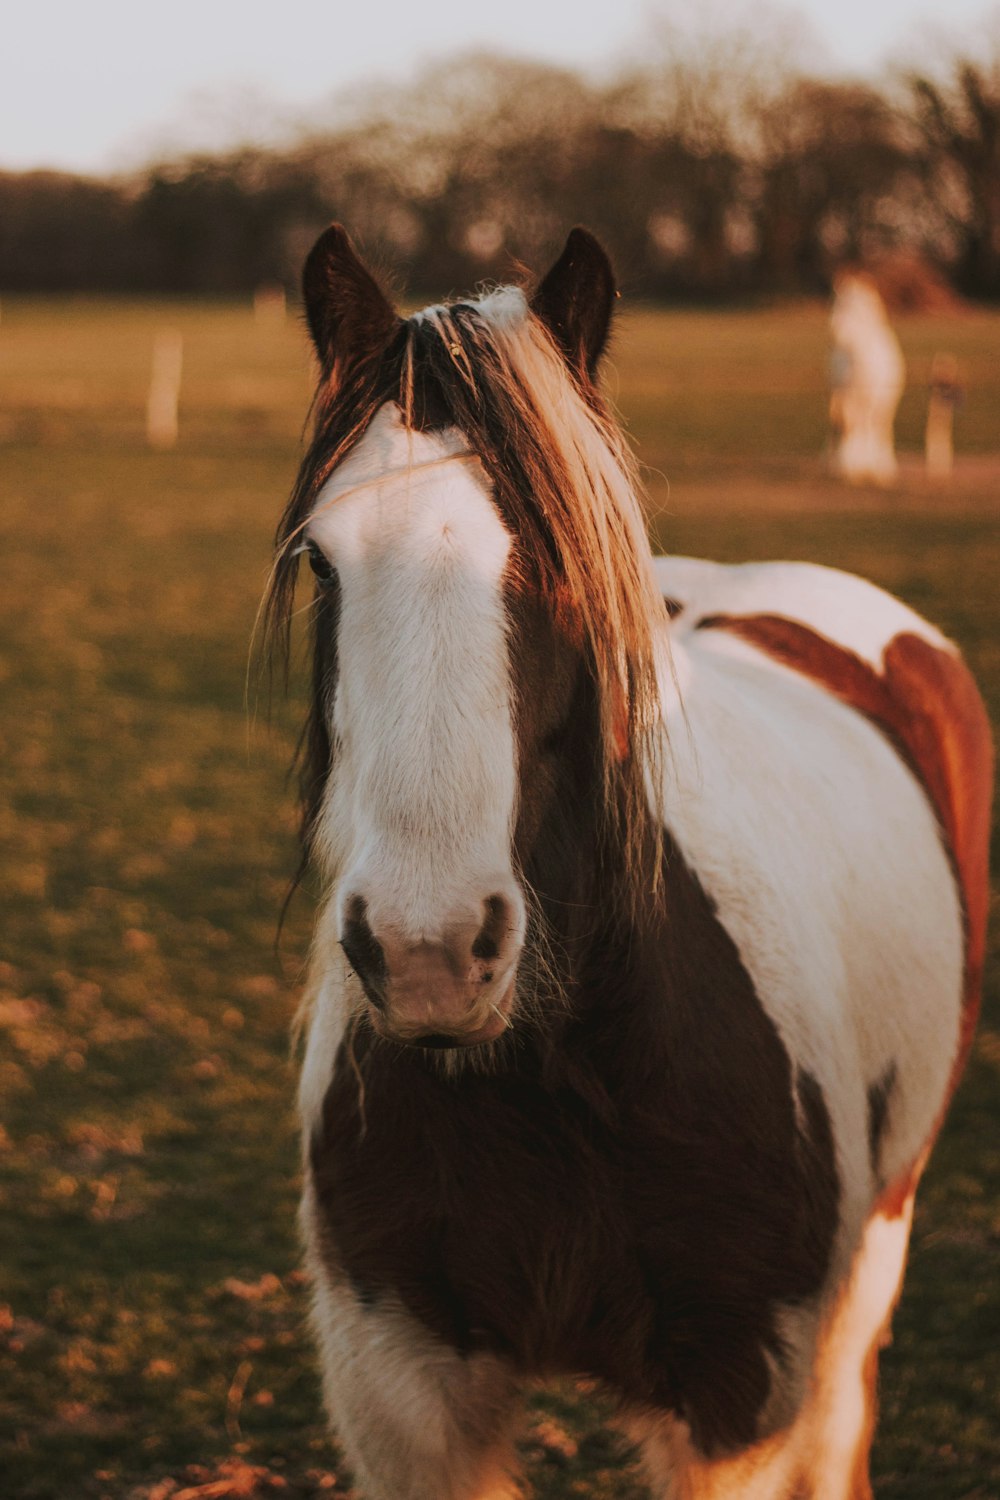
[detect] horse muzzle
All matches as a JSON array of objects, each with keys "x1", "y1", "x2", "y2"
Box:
[
  {"x1": 367, "y1": 960, "x2": 516, "y2": 1049},
  {"x1": 340, "y1": 894, "x2": 521, "y2": 1049},
  {"x1": 372, "y1": 980, "x2": 515, "y2": 1049}
]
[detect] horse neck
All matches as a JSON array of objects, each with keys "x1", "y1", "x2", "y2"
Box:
[{"x1": 518, "y1": 705, "x2": 662, "y2": 1029}]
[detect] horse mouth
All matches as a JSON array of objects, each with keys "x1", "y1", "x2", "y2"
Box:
[
  {"x1": 414, "y1": 1032, "x2": 482, "y2": 1050},
  {"x1": 373, "y1": 981, "x2": 515, "y2": 1050}
]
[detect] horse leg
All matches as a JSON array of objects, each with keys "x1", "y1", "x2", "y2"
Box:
[
  {"x1": 626, "y1": 1412, "x2": 801, "y2": 1500},
  {"x1": 627, "y1": 1178, "x2": 917, "y2": 1500},
  {"x1": 796, "y1": 1177, "x2": 918, "y2": 1500},
  {"x1": 308, "y1": 1269, "x2": 522, "y2": 1500}
]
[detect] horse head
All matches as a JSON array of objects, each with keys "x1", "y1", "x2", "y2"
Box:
[{"x1": 268, "y1": 226, "x2": 664, "y2": 1053}]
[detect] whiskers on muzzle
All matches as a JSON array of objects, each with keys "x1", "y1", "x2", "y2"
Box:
[{"x1": 337, "y1": 880, "x2": 570, "y2": 1082}]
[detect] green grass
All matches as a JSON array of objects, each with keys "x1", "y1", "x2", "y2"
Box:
[{"x1": 0, "y1": 297, "x2": 997, "y2": 1499}]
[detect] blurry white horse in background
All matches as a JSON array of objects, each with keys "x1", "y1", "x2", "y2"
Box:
[{"x1": 829, "y1": 270, "x2": 905, "y2": 486}]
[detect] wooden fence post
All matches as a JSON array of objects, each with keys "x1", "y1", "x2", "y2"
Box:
[
  {"x1": 147, "y1": 329, "x2": 183, "y2": 450},
  {"x1": 925, "y1": 352, "x2": 962, "y2": 480}
]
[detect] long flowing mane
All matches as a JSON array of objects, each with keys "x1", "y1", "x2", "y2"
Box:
[{"x1": 265, "y1": 281, "x2": 666, "y2": 900}]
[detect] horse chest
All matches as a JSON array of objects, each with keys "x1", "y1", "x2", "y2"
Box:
[{"x1": 310, "y1": 1025, "x2": 836, "y2": 1452}]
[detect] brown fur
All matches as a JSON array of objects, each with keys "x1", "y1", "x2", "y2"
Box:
[{"x1": 865, "y1": 1062, "x2": 897, "y2": 1187}]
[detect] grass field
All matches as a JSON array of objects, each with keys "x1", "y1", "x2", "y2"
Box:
[{"x1": 0, "y1": 296, "x2": 998, "y2": 1500}]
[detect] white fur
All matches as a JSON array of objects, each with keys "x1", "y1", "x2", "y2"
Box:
[
  {"x1": 298, "y1": 905, "x2": 353, "y2": 1140},
  {"x1": 412, "y1": 286, "x2": 528, "y2": 332},
  {"x1": 803, "y1": 1201, "x2": 915, "y2": 1500},
  {"x1": 308, "y1": 404, "x2": 524, "y2": 953}
]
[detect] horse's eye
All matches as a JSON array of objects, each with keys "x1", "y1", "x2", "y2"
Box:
[{"x1": 307, "y1": 541, "x2": 336, "y2": 586}]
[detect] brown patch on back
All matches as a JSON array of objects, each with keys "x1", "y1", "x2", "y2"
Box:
[{"x1": 695, "y1": 613, "x2": 993, "y2": 1100}]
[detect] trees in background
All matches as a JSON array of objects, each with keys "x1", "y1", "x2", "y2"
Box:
[
  {"x1": 131, "y1": 152, "x2": 325, "y2": 293},
  {"x1": 909, "y1": 55, "x2": 1000, "y2": 298},
  {"x1": 1, "y1": 24, "x2": 998, "y2": 301},
  {"x1": 753, "y1": 79, "x2": 920, "y2": 292},
  {"x1": 0, "y1": 172, "x2": 134, "y2": 291}
]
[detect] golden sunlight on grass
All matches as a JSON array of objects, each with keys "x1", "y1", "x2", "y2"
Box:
[{"x1": 0, "y1": 297, "x2": 997, "y2": 1499}]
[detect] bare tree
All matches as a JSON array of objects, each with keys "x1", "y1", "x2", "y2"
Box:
[
  {"x1": 609, "y1": 2, "x2": 822, "y2": 294},
  {"x1": 754, "y1": 80, "x2": 917, "y2": 290},
  {"x1": 908, "y1": 28, "x2": 1000, "y2": 297}
]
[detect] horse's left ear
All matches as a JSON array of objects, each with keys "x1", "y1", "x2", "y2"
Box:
[
  {"x1": 302, "y1": 223, "x2": 400, "y2": 371},
  {"x1": 531, "y1": 227, "x2": 617, "y2": 379}
]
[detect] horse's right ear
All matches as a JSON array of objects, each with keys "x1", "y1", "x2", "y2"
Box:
[{"x1": 302, "y1": 224, "x2": 399, "y2": 370}]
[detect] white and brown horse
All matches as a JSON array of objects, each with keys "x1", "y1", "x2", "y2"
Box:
[{"x1": 267, "y1": 226, "x2": 993, "y2": 1500}]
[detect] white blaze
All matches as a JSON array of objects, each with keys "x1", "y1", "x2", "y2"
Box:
[{"x1": 308, "y1": 404, "x2": 518, "y2": 943}]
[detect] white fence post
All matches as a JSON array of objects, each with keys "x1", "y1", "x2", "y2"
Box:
[{"x1": 925, "y1": 353, "x2": 961, "y2": 480}]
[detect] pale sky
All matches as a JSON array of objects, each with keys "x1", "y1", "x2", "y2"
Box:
[{"x1": 4, "y1": 0, "x2": 996, "y2": 174}]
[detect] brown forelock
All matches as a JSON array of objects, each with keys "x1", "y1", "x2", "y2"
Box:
[
  {"x1": 694, "y1": 614, "x2": 993, "y2": 1100},
  {"x1": 310, "y1": 792, "x2": 841, "y2": 1457}
]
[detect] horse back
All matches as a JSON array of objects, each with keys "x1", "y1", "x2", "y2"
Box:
[{"x1": 655, "y1": 555, "x2": 992, "y2": 1140}]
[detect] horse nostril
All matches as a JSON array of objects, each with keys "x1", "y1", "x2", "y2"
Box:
[
  {"x1": 340, "y1": 897, "x2": 387, "y2": 1006},
  {"x1": 471, "y1": 894, "x2": 508, "y2": 963}
]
